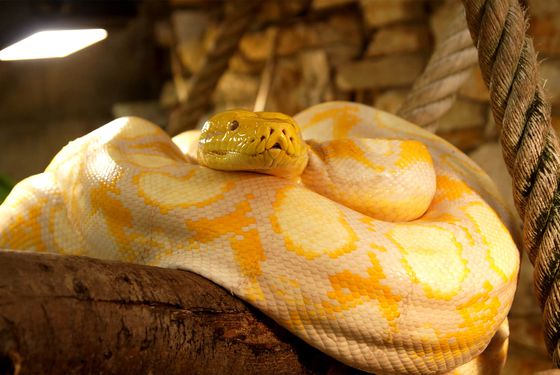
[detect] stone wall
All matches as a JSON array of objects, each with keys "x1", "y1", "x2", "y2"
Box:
[
  {"x1": 165, "y1": 0, "x2": 434, "y2": 129},
  {"x1": 164, "y1": 0, "x2": 560, "y2": 151}
]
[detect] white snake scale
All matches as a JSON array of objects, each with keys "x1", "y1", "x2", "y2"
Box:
[{"x1": 0, "y1": 102, "x2": 519, "y2": 374}]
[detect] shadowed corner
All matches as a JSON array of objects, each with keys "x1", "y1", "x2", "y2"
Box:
[
  {"x1": 0, "y1": 351, "x2": 21, "y2": 375},
  {"x1": 0, "y1": 174, "x2": 14, "y2": 204}
]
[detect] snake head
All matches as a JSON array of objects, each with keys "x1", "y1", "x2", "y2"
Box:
[{"x1": 198, "y1": 109, "x2": 309, "y2": 179}]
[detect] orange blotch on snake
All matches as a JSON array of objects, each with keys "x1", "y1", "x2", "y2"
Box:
[
  {"x1": 270, "y1": 186, "x2": 358, "y2": 260},
  {"x1": 134, "y1": 168, "x2": 235, "y2": 213},
  {"x1": 455, "y1": 281, "x2": 501, "y2": 345},
  {"x1": 432, "y1": 175, "x2": 474, "y2": 206},
  {"x1": 395, "y1": 140, "x2": 432, "y2": 169},
  {"x1": 389, "y1": 224, "x2": 468, "y2": 300},
  {"x1": 125, "y1": 141, "x2": 187, "y2": 168},
  {"x1": 462, "y1": 202, "x2": 519, "y2": 282},
  {"x1": 129, "y1": 140, "x2": 186, "y2": 159},
  {"x1": 89, "y1": 171, "x2": 139, "y2": 262},
  {"x1": 304, "y1": 104, "x2": 360, "y2": 139},
  {"x1": 49, "y1": 203, "x2": 83, "y2": 255},
  {"x1": 323, "y1": 252, "x2": 402, "y2": 328},
  {"x1": 185, "y1": 197, "x2": 266, "y2": 300},
  {"x1": 0, "y1": 193, "x2": 48, "y2": 252},
  {"x1": 321, "y1": 138, "x2": 385, "y2": 172}
]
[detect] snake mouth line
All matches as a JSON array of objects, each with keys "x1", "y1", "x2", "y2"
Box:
[{"x1": 208, "y1": 148, "x2": 296, "y2": 158}]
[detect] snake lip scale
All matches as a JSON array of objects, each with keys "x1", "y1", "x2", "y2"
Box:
[
  {"x1": 208, "y1": 147, "x2": 294, "y2": 158},
  {"x1": 0, "y1": 102, "x2": 520, "y2": 374}
]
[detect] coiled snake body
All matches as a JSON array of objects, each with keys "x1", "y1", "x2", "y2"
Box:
[{"x1": 0, "y1": 102, "x2": 519, "y2": 374}]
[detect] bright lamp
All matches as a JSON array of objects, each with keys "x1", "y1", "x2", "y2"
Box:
[{"x1": 0, "y1": 29, "x2": 108, "y2": 61}]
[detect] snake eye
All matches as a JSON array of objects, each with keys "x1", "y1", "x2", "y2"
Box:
[{"x1": 229, "y1": 120, "x2": 239, "y2": 131}]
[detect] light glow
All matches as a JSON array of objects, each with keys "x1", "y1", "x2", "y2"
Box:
[{"x1": 0, "y1": 29, "x2": 108, "y2": 61}]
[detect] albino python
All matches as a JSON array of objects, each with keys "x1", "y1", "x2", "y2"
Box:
[{"x1": 0, "y1": 102, "x2": 519, "y2": 374}]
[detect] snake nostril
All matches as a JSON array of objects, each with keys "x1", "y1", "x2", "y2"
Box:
[
  {"x1": 269, "y1": 129, "x2": 274, "y2": 134},
  {"x1": 282, "y1": 129, "x2": 286, "y2": 135},
  {"x1": 260, "y1": 135, "x2": 266, "y2": 141}
]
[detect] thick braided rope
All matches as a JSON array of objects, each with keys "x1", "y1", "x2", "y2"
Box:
[
  {"x1": 462, "y1": 0, "x2": 560, "y2": 364},
  {"x1": 167, "y1": 0, "x2": 262, "y2": 136},
  {"x1": 398, "y1": 1, "x2": 478, "y2": 128}
]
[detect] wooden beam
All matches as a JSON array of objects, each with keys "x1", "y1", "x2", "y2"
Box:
[{"x1": 0, "y1": 250, "x2": 362, "y2": 375}]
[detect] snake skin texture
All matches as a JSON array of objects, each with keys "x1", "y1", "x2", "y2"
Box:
[{"x1": 0, "y1": 102, "x2": 519, "y2": 374}]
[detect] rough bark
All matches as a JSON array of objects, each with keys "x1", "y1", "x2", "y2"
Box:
[{"x1": 0, "y1": 250, "x2": 362, "y2": 375}]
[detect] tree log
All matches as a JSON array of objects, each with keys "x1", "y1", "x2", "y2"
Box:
[{"x1": 0, "y1": 250, "x2": 364, "y2": 375}]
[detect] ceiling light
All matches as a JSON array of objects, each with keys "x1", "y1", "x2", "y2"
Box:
[{"x1": 0, "y1": 29, "x2": 108, "y2": 61}]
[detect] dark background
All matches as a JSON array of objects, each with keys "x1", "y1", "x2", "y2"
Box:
[{"x1": 0, "y1": 0, "x2": 170, "y2": 181}]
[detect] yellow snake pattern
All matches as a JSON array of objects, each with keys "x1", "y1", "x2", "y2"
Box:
[{"x1": 0, "y1": 102, "x2": 519, "y2": 374}]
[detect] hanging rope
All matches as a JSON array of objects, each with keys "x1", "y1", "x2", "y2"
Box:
[
  {"x1": 398, "y1": 0, "x2": 478, "y2": 129},
  {"x1": 167, "y1": 0, "x2": 262, "y2": 136},
  {"x1": 253, "y1": 27, "x2": 280, "y2": 112},
  {"x1": 461, "y1": 0, "x2": 560, "y2": 365}
]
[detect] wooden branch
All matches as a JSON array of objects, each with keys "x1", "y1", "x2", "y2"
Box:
[{"x1": 0, "y1": 250, "x2": 361, "y2": 375}]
